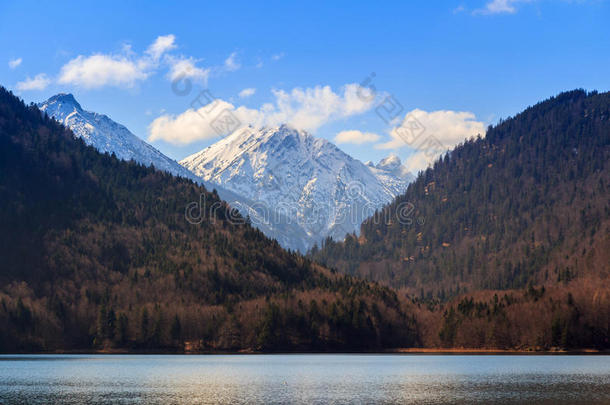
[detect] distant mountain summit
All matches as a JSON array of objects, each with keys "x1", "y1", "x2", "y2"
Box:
[
  {"x1": 376, "y1": 153, "x2": 410, "y2": 177},
  {"x1": 38, "y1": 94, "x2": 200, "y2": 182},
  {"x1": 181, "y1": 125, "x2": 413, "y2": 250}
]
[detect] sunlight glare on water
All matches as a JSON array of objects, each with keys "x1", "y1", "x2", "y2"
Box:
[{"x1": 0, "y1": 354, "x2": 609, "y2": 404}]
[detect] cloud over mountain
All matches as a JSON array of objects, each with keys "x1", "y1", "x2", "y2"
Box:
[
  {"x1": 16, "y1": 73, "x2": 50, "y2": 91},
  {"x1": 376, "y1": 108, "x2": 485, "y2": 171},
  {"x1": 334, "y1": 130, "x2": 380, "y2": 145},
  {"x1": 148, "y1": 83, "x2": 376, "y2": 145}
]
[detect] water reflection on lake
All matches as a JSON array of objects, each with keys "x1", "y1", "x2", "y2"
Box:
[{"x1": 0, "y1": 354, "x2": 609, "y2": 404}]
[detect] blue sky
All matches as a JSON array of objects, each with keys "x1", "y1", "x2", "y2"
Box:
[{"x1": 1, "y1": 0, "x2": 608, "y2": 169}]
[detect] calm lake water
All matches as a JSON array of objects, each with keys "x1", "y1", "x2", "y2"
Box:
[{"x1": 0, "y1": 354, "x2": 608, "y2": 404}]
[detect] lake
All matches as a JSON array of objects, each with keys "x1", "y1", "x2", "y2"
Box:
[{"x1": 0, "y1": 354, "x2": 608, "y2": 404}]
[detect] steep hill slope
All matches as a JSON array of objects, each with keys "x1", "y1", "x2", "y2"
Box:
[{"x1": 312, "y1": 90, "x2": 610, "y2": 297}]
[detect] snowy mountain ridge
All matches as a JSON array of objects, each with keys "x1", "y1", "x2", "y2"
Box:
[{"x1": 38, "y1": 93, "x2": 200, "y2": 182}]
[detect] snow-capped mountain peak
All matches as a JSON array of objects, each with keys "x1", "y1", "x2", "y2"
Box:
[
  {"x1": 377, "y1": 153, "x2": 401, "y2": 171},
  {"x1": 181, "y1": 125, "x2": 413, "y2": 250},
  {"x1": 44, "y1": 93, "x2": 82, "y2": 110},
  {"x1": 374, "y1": 153, "x2": 412, "y2": 179},
  {"x1": 38, "y1": 93, "x2": 199, "y2": 182}
]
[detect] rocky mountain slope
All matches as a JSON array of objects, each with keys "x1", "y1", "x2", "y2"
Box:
[{"x1": 38, "y1": 94, "x2": 199, "y2": 182}]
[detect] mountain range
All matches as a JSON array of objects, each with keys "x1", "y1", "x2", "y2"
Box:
[
  {"x1": 38, "y1": 94, "x2": 412, "y2": 251},
  {"x1": 0, "y1": 87, "x2": 417, "y2": 351},
  {"x1": 1, "y1": 86, "x2": 608, "y2": 351}
]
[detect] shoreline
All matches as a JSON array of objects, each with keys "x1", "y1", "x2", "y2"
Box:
[
  {"x1": 392, "y1": 348, "x2": 607, "y2": 355},
  {"x1": 1, "y1": 348, "x2": 608, "y2": 355}
]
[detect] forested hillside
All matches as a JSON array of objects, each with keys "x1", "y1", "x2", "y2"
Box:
[
  {"x1": 0, "y1": 87, "x2": 418, "y2": 352},
  {"x1": 312, "y1": 90, "x2": 609, "y2": 298}
]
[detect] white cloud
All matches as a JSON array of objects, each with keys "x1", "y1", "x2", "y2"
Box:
[
  {"x1": 271, "y1": 53, "x2": 284, "y2": 61},
  {"x1": 53, "y1": 34, "x2": 247, "y2": 91},
  {"x1": 376, "y1": 109, "x2": 485, "y2": 171},
  {"x1": 239, "y1": 88, "x2": 256, "y2": 98},
  {"x1": 148, "y1": 99, "x2": 247, "y2": 144},
  {"x1": 474, "y1": 0, "x2": 593, "y2": 16},
  {"x1": 474, "y1": 0, "x2": 531, "y2": 15},
  {"x1": 148, "y1": 83, "x2": 376, "y2": 145},
  {"x1": 167, "y1": 56, "x2": 210, "y2": 85},
  {"x1": 146, "y1": 34, "x2": 176, "y2": 61},
  {"x1": 376, "y1": 109, "x2": 485, "y2": 150},
  {"x1": 58, "y1": 34, "x2": 181, "y2": 89},
  {"x1": 8, "y1": 58, "x2": 22, "y2": 69},
  {"x1": 334, "y1": 130, "x2": 380, "y2": 145},
  {"x1": 402, "y1": 151, "x2": 437, "y2": 173},
  {"x1": 148, "y1": 100, "x2": 268, "y2": 145},
  {"x1": 16, "y1": 73, "x2": 51, "y2": 91},
  {"x1": 224, "y1": 52, "x2": 240, "y2": 71},
  {"x1": 264, "y1": 84, "x2": 374, "y2": 132},
  {"x1": 58, "y1": 54, "x2": 149, "y2": 89}
]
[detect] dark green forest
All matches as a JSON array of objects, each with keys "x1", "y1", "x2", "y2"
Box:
[
  {"x1": 312, "y1": 90, "x2": 609, "y2": 295},
  {"x1": 310, "y1": 90, "x2": 610, "y2": 349},
  {"x1": 0, "y1": 87, "x2": 608, "y2": 352}
]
